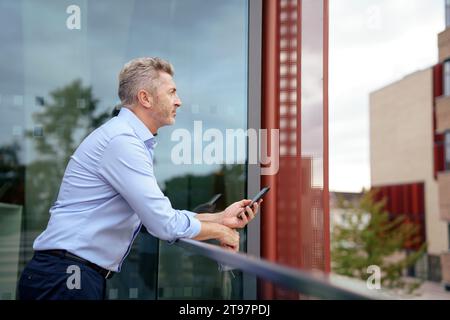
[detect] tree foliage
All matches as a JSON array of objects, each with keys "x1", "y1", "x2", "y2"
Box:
[
  {"x1": 26, "y1": 79, "x2": 109, "y2": 230},
  {"x1": 331, "y1": 190, "x2": 426, "y2": 293}
]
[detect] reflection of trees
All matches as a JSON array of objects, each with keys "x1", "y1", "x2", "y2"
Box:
[
  {"x1": 164, "y1": 164, "x2": 246, "y2": 212},
  {"x1": 23, "y1": 80, "x2": 248, "y2": 298},
  {"x1": 0, "y1": 142, "x2": 24, "y2": 205},
  {"x1": 158, "y1": 164, "x2": 246, "y2": 299},
  {"x1": 26, "y1": 80, "x2": 109, "y2": 230}
]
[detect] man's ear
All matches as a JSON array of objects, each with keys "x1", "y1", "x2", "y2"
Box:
[{"x1": 137, "y1": 89, "x2": 153, "y2": 109}]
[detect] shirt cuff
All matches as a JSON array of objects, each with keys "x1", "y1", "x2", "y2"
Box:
[
  {"x1": 183, "y1": 210, "x2": 198, "y2": 219},
  {"x1": 180, "y1": 210, "x2": 201, "y2": 238},
  {"x1": 166, "y1": 210, "x2": 201, "y2": 245}
]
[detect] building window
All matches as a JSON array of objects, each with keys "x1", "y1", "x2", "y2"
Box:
[
  {"x1": 448, "y1": 223, "x2": 450, "y2": 250},
  {"x1": 444, "y1": 60, "x2": 450, "y2": 96},
  {"x1": 447, "y1": 0, "x2": 450, "y2": 27},
  {"x1": 446, "y1": 131, "x2": 450, "y2": 170}
]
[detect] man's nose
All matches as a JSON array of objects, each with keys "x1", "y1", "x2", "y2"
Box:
[{"x1": 175, "y1": 96, "x2": 182, "y2": 107}]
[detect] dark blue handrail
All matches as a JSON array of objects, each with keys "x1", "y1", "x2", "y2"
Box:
[{"x1": 176, "y1": 238, "x2": 382, "y2": 300}]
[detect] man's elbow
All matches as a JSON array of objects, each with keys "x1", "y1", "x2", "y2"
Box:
[
  {"x1": 152, "y1": 227, "x2": 178, "y2": 242},
  {"x1": 162, "y1": 218, "x2": 197, "y2": 241}
]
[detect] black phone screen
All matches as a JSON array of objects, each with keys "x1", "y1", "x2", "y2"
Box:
[{"x1": 249, "y1": 186, "x2": 270, "y2": 206}]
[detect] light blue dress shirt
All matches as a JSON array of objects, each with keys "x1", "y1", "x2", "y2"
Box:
[{"x1": 33, "y1": 107, "x2": 201, "y2": 272}]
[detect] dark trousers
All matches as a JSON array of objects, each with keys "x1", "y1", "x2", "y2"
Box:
[{"x1": 18, "y1": 252, "x2": 106, "y2": 300}]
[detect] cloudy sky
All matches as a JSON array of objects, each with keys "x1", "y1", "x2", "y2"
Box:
[
  {"x1": 0, "y1": 0, "x2": 248, "y2": 184},
  {"x1": 329, "y1": 0, "x2": 444, "y2": 192}
]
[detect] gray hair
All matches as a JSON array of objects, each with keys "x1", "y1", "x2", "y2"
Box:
[{"x1": 118, "y1": 57, "x2": 174, "y2": 106}]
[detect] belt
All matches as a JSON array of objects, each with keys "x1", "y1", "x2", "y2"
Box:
[{"x1": 37, "y1": 250, "x2": 114, "y2": 279}]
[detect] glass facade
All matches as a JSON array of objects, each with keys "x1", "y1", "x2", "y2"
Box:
[
  {"x1": 0, "y1": 0, "x2": 249, "y2": 299},
  {"x1": 300, "y1": 0, "x2": 326, "y2": 270},
  {"x1": 445, "y1": 131, "x2": 450, "y2": 170}
]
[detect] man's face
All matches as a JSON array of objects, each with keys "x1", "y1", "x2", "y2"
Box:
[{"x1": 151, "y1": 72, "x2": 182, "y2": 127}]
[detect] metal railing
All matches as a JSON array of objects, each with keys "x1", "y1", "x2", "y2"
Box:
[{"x1": 176, "y1": 238, "x2": 382, "y2": 300}]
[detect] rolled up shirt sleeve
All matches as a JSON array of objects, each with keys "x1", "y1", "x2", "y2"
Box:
[
  {"x1": 183, "y1": 210, "x2": 198, "y2": 218},
  {"x1": 99, "y1": 134, "x2": 201, "y2": 241}
]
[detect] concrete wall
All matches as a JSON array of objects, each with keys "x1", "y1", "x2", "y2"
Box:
[
  {"x1": 436, "y1": 96, "x2": 450, "y2": 133},
  {"x1": 439, "y1": 28, "x2": 450, "y2": 63},
  {"x1": 370, "y1": 68, "x2": 449, "y2": 255}
]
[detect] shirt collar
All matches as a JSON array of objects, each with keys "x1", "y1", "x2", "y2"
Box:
[{"x1": 118, "y1": 107, "x2": 156, "y2": 146}]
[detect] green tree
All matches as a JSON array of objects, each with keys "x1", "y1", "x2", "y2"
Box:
[
  {"x1": 331, "y1": 190, "x2": 426, "y2": 293},
  {"x1": 26, "y1": 79, "x2": 109, "y2": 230},
  {"x1": 0, "y1": 142, "x2": 24, "y2": 205}
]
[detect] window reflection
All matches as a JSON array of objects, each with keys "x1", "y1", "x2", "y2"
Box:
[
  {"x1": 444, "y1": 60, "x2": 450, "y2": 96},
  {"x1": 445, "y1": 131, "x2": 450, "y2": 170},
  {"x1": 0, "y1": 0, "x2": 248, "y2": 300}
]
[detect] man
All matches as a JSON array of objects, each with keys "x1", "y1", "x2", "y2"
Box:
[{"x1": 18, "y1": 57, "x2": 260, "y2": 300}]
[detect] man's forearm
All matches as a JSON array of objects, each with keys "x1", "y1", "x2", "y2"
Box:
[
  {"x1": 192, "y1": 221, "x2": 226, "y2": 241},
  {"x1": 191, "y1": 220, "x2": 240, "y2": 251},
  {"x1": 192, "y1": 212, "x2": 224, "y2": 224}
]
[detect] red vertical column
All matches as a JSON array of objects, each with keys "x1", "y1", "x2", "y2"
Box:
[
  {"x1": 323, "y1": 0, "x2": 330, "y2": 274},
  {"x1": 260, "y1": 0, "x2": 329, "y2": 299},
  {"x1": 433, "y1": 64, "x2": 444, "y2": 177},
  {"x1": 261, "y1": 0, "x2": 280, "y2": 300}
]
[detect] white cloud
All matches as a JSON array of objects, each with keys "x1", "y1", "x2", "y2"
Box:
[{"x1": 329, "y1": 0, "x2": 443, "y2": 192}]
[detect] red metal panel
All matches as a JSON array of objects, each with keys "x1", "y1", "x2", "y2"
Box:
[
  {"x1": 323, "y1": 0, "x2": 330, "y2": 274},
  {"x1": 400, "y1": 185, "x2": 405, "y2": 214},
  {"x1": 433, "y1": 64, "x2": 445, "y2": 177},
  {"x1": 418, "y1": 183, "x2": 425, "y2": 214},
  {"x1": 411, "y1": 183, "x2": 419, "y2": 216},
  {"x1": 372, "y1": 182, "x2": 426, "y2": 250},
  {"x1": 275, "y1": 0, "x2": 303, "y2": 299},
  {"x1": 261, "y1": 0, "x2": 280, "y2": 300},
  {"x1": 387, "y1": 186, "x2": 393, "y2": 214},
  {"x1": 260, "y1": 0, "x2": 329, "y2": 299},
  {"x1": 435, "y1": 133, "x2": 445, "y2": 175},
  {"x1": 433, "y1": 64, "x2": 443, "y2": 99},
  {"x1": 402, "y1": 184, "x2": 410, "y2": 214},
  {"x1": 392, "y1": 185, "x2": 399, "y2": 215}
]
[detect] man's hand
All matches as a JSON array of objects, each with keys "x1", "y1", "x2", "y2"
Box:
[
  {"x1": 192, "y1": 222, "x2": 240, "y2": 252},
  {"x1": 218, "y1": 226, "x2": 240, "y2": 252},
  {"x1": 219, "y1": 199, "x2": 262, "y2": 229}
]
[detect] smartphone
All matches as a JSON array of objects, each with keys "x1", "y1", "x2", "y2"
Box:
[
  {"x1": 239, "y1": 186, "x2": 270, "y2": 220},
  {"x1": 249, "y1": 186, "x2": 270, "y2": 207}
]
